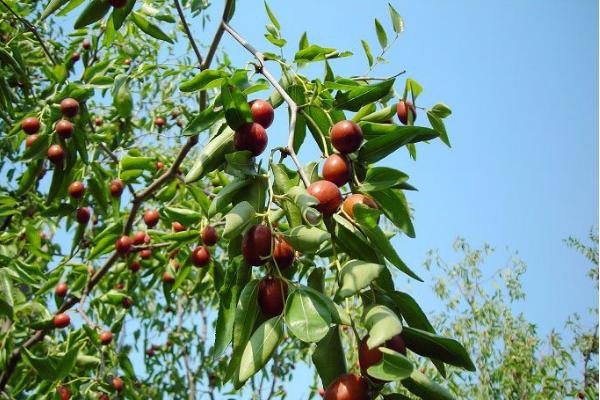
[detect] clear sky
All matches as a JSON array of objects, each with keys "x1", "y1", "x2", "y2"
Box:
[{"x1": 20, "y1": 0, "x2": 598, "y2": 398}]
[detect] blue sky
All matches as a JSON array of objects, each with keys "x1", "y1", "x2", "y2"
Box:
[{"x1": 12, "y1": 0, "x2": 597, "y2": 398}]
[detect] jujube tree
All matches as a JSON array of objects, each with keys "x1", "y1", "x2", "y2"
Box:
[{"x1": 0, "y1": 0, "x2": 469, "y2": 398}]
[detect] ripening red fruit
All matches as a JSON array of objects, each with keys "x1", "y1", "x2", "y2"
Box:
[
  {"x1": 55, "y1": 119, "x2": 74, "y2": 139},
  {"x1": 162, "y1": 271, "x2": 175, "y2": 284},
  {"x1": 143, "y1": 209, "x2": 160, "y2": 228},
  {"x1": 323, "y1": 374, "x2": 370, "y2": 400},
  {"x1": 109, "y1": 179, "x2": 124, "y2": 197},
  {"x1": 109, "y1": 0, "x2": 127, "y2": 8},
  {"x1": 273, "y1": 236, "x2": 295, "y2": 270},
  {"x1": 132, "y1": 231, "x2": 147, "y2": 245},
  {"x1": 112, "y1": 377, "x2": 124, "y2": 392},
  {"x1": 71, "y1": 52, "x2": 80, "y2": 62},
  {"x1": 342, "y1": 194, "x2": 378, "y2": 219},
  {"x1": 129, "y1": 260, "x2": 141, "y2": 273},
  {"x1": 322, "y1": 154, "x2": 350, "y2": 187},
  {"x1": 249, "y1": 99, "x2": 274, "y2": 128},
  {"x1": 54, "y1": 313, "x2": 70, "y2": 329},
  {"x1": 241, "y1": 224, "x2": 272, "y2": 266},
  {"x1": 154, "y1": 117, "x2": 166, "y2": 127},
  {"x1": 82, "y1": 38, "x2": 91, "y2": 50},
  {"x1": 25, "y1": 134, "x2": 38, "y2": 148},
  {"x1": 201, "y1": 225, "x2": 218, "y2": 246},
  {"x1": 60, "y1": 98, "x2": 80, "y2": 118},
  {"x1": 98, "y1": 394, "x2": 110, "y2": 400},
  {"x1": 307, "y1": 180, "x2": 342, "y2": 216},
  {"x1": 22, "y1": 117, "x2": 40, "y2": 134},
  {"x1": 115, "y1": 235, "x2": 132, "y2": 255},
  {"x1": 172, "y1": 221, "x2": 185, "y2": 232},
  {"x1": 99, "y1": 331, "x2": 113, "y2": 345},
  {"x1": 258, "y1": 277, "x2": 288, "y2": 318},
  {"x1": 156, "y1": 161, "x2": 164, "y2": 170},
  {"x1": 68, "y1": 181, "x2": 85, "y2": 199},
  {"x1": 122, "y1": 297, "x2": 133, "y2": 309},
  {"x1": 330, "y1": 120, "x2": 363, "y2": 154},
  {"x1": 47, "y1": 144, "x2": 65, "y2": 164},
  {"x1": 146, "y1": 348, "x2": 155, "y2": 357},
  {"x1": 76, "y1": 207, "x2": 90, "y2": 224},
  {"x1": 191, "y1": 246, "x2": 211, "y2": 267},
  {"x1": 359, "y1": 334, "x2": 406, "y2": 381},
  {"x1": 95, "y1": 117, "x2": 103, "y2": 126},
  {"x1": 124, "y1": 58, "x2": 131, "y2": 66},
  {"x1": 55, "y1": 282, "x2": 68, "y2": 298},
  {"x1": 396, "y1": 100, "x2": 416, "y2": 125},
  {"x1": 234, "y1": 122, "x2": 268, "y2": 157},
  {"x1": 57, "y1": 386, "x2": 71, "y2": 400},
  {"x1": 139, "y1": 249, "x2": 152, "y2": 259}
]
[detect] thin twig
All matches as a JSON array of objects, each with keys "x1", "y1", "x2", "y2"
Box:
[
  {"x1": 174, "y1": 0, "x2": 203, "y2": 67},
  {"x1": 222, "y1": 21, "x2": 310, "y2": 187},
  {"x1": 177, "y1": 297, "x2": 196, "y2": 400}
]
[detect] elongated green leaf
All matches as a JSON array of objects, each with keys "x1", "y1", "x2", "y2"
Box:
[
  {"x1": 223, "y1": 201, "x2": 255, "y2": 240},
  {"x1": 361, "y1": 39, "x2": 374, "y2": 67},
  {"x1": 221, "y1": 82, "x2": 253, "y2": 130},
  {"x1": 74, "y1": 0, "x2": 111, "y2": 29},
  {"x1": 312, "y1": 327, "x2": 347, "y2": 387},
  {"x1": 180, "y1": 70, "x2": 228, "y2": 93},
  {"x1": 185, "y1": 128, "x2": 235, "y2": 183},
  {"x1": 353, "y1": 205, "x2": 421, "y2": 281},
  {"x1": 361, "y1": 167, "x2": 409, "y2": 192},
  {"x1": 401, "y1": 326, "x2": 475, "y2": 371},
  {"x1": 282, "y1": 226, "x2": 330, "y2": 253},
  {"x1": 367, "y1": 347, "x2": 413, "y2": 381},
  {"x1": 236, "y1": 316, "x2": 283, "y2": 386},
  {"x1": 375, "y1": 18, "x2": 388, "y2": 49},
  {"x1": 358, "y1": 126, "x2": 439, "y2": 164},
  {"x1": 285, "y1": 287, "x2": 331, "y2": 343},
  {"x1": 294, "y1": 45, "x2": 352, "y2": 63},
  {"x1": 131, "y1": 11, "x2": 173, "y2": 43},
  {"x1": 334, "y1": 79, "x2": 395, "y2": 111},
  {"x1": 40, "y1": 0, "x2": 68, "y2": 20},
  {"x1": 366, "y1": 188, "x2": 415, "y2": 238},
  {"x1": 209, "y1": 180, "x2": 251, "y2": 217},
  {"x1": 264, "y1": 1, "x2": 280, "y2": 29},
  {"x1": 388, "y1": 3, "x2": 404, "y2": 34},
  {"x1": 338, "y1": 260, "x2": 384, "y2": 298},
  {"x1": 112, "y1": 0, "x2": 135, "y2": 30},
  {"x1": 163, "y1": 206, "x2": 201, "y2": 226},
  {"x1": 401, "y1": 369, "x2": 455, "y2": 400},
  {"x1": 427, "y1": 110, "x2": 451, "y2": 147},
  {"x1": 364, "y1": 305, "x2": 402, "y2": 349}
]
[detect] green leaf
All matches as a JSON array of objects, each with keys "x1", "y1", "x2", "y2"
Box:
[
  {"x1": 401, "y1": 326, "x2": 476, "y2": 371},
  {"x1": 40, "y1": 0, "x2": 68, "y2": 20},
  {"x1": 131, "y1": 11, "x2": 173, "y2": 43},
  {"x1": 430, "y1": 103, "x2": 451, "y2": 118},
  {"x1": 214, "y1": 268, "x2": 238, "y2": 358},
  {"x1": 333, "y1": 214, "x2": 381, "y2": 264},
  {"x1": 388, "y1": 291, "x2": 437, "y2": 335},
  {"x1": 312, "y1": 327, "x2": 347, "y2": 387},
  {"x1": 353, "y1": 205, "x2": 421, "y2": 281},
  {"x1": 209, "y1": 180, "x2": 251, "y2": 217},
  {"x1": 364, "y1": 305, "x2": 402, "y2": 349},
  {"x1": 427, "y1": 110, "x2": 451, "y2": 147},
  {"x1": 368, "y1": 188, "x2": 414, "y2": 237},
  {"x1": 163, "y1": 206, "x2": 202, "y2": 226},
  {"x1": 367, "y1": 347, "x2": 413, "y2": 381},
  {"x1": 402, "y1": 369, "x2": 455, "y2": 400},
  {"x1": 74, "y1": 0, "x2": 110, "y2": 29},
  {"x1": 358, "y1": 125, "x2": 439, "y2": 164},
  {"x1": 223, "y1": 201, "x2": 256, "y2": 240},
  {"x1": 112, "y1": 0, "x2": 135, "y2": 30},
  {"x1": 360, "y1": 104, "x2": 397, "y2": 123},
  {"x1": 294, "y1": 45, "x2": 352, "y2": 63},
  {"x1": 299, "y1": 32, "x2": 309, "y2": 50},
  {"x1": 264, "y1": 1, "x2": 280, "y2": 29},
  {"x1": 226, "y1": 280, "x2": 260, "y2": 380},
  {"x1": 120, "y1": 156, "x2": 154, "y2": 171},
  {"x1": 361, "y1": 40, "x2": 374, "y2": 67},
  {"x1": 185, "y1": 127, "x2": 235, "y2": 183},
  {"x1": 338, "y1": 260, "x2": 384, "y2": 299},
  {"x1": 334, "y1": 79, "x2": 395, "y2": 111},
  {"x1": 0, "y1": 270, "x2": 14, "y2": 320},
  {"x1": 375, "y1": 18, "x2": 388, "y2": 49},
  {"x1": 180, "y1": 69, "x2": 227, "y2": 92},
  {"x1": 281, "y1": 226, "x2": 330, "y2": 253},
  {"x1": 113, "y1": 76, "x2": 132, "y2": 118},
  {"x1": 221, "y1": 82, "x2": 254, "y2": 130},
  {"x1": 284, "y1": 287, "x2": 332, "y2": 343},
  {"x1": 236, "y1": 316, "x2": 283, "y2": 386},
  {"x1": 360, "y1": 167, "x2": 408, "y2": 192},
  {"x1": 388, "y1": 3, "x2": 405, "y2": 34},
  {"x1": 404, "y1": 78, "x2": 423, "y2": 101}
]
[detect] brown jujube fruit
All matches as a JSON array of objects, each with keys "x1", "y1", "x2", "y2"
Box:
[
  {"x1": 154, "y1": 117, "x2": 166, "y2": 127},
  {"x1": 112, "y1": 377, "x2": 124, "y2": 392},
  {"x1": 172, "y1": 221, "x2": 185, "y2": 232},
  {"x1": 249, "y1": 99, "x2": 275, "y2": 128},
  {"x1": 47, "y1": 144, "x2": 65, "y2": 164},
  {"x1": 54, "y1": 313, "x2": 70, "y2": 328},
  {"x1": 132, "y1": 231, "x2": 147, "y2": 245},
  {"x1": 21, "y1": 117, "x2": 40, "y2": 134},
  {"x1": 342, "y1": 194, "x2": 378, "y2": 219},
  {"x1": 330, "y1": 120, "x2": 363, "y2": 154},
  {"x1": 25, "y1": 134, "x2": 38, "y2": 148},
  {"x1": 60, "y1": 98, "x2": 80, "y2": 118},
  {"x1": 143, "y1": 209, "x2": 160, "y2": 228},
  {"x1": 307, "y1": 180, "x2": 342, "y2": 216},
  {"x1": 109, "y1": 179, "x2": 124, "y2": 197},
  {"x1": 68, "y1": 181, "x2": 85, "y2": 199},
  {"x1": 258, "y1": 277, "x2": 288, "y2": 318},
  {"x1": 396, "y1": 100, "x2": 416, "y2": 125},
  {"x1": 99, "y1": 331, "x2": 113, "y2": 345},
  {"x1": 273, "y1": 236, "x2": 295, "y2": 270},
  {"x1": 201, "y1": 225, "x2": 218, "y2": 246},
  {"x1": 191, "y1": 246, "x2": 211, "y2": 267},
  {"x1": 55, "y1": 282, "x2": 68, "y2": 297},
  {"x1": 115, "y1": 235, "x2": 132, "y2": 255},
  {"x1": 323, "y1": 373, "x2": 370, "y2": 400},
  {"x1": 55, "y1": 119, "x2": 74, "y2": 139},
  {"x1": 322, "y1": 154, "x2": 350, "y2": 187},
  {"x1": 76, "y1": 207, "x2": 90, "y2": 224},
  {"x1": 162, "y1": 271, "x2": 175, "y2": 284},
  {"x1": 82, "y1": 38, "x2": 91, "y2": 50},
  {"x1": 57, "y1": 386, "x2": 71, "y2": 400},
  {"x1": 139, "y1": 249, "x2": 152, "y2": 259},
  {"x1": 358, "y1": 334, "x2": 406, "y2": 381},
  {"x1": 234, "y1": 122, "x2": 268, "y2": 156},
  {"x1": 241, "y1": 224, "x2": 272, "y2": 266}
]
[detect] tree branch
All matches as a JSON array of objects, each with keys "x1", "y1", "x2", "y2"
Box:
[
  {"x1": 177, "y1": 297, "x2": 196, "y2": 400},
  {"x1": 222, "y1": 21, "x2": 310, "y2": 187},
  {"x1": 174, "y1": 0, "x2": 203, "y2": 67}
]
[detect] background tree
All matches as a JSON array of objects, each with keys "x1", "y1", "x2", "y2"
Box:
[
  {"x1": 0, "y1": 0, "x2": 470, "y2": 399},
  {"x1": 412, "y1": 230, "x2": 598, "y2": 400}
]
